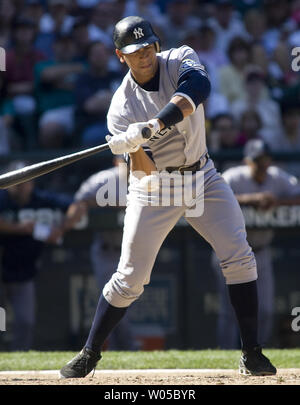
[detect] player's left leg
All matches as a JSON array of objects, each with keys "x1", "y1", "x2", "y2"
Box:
[{"x1": 185, "y1": 167, "x2": 276, "y2": 375}]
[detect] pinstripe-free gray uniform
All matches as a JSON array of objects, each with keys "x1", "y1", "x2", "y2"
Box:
[{"x1": 102, "y1": 45, "x2": 257, "y2": 308}]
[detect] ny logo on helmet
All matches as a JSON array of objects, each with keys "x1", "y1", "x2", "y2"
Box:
[{"x1": 133, "y1": 27, "x2": 144, "y2": 39}]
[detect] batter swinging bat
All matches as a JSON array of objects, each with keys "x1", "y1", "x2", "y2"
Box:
[{"x1": 0, "y1": 128, "x2": 152, "y2": 189}]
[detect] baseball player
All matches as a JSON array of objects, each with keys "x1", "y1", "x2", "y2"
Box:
[
  {"x1": 60, "y1": 16, "x2": 276, "y2": 377},
  {"x1": 212, "y1": 139, "x2": 300, "y2": 349}
]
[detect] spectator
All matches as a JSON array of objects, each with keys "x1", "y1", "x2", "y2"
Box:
[
  {"x1": 0, "y1": 160, "x2": 72, "y2": 351},
  {"x1": 208, "y1": 0, "x2": 248, "y2": 53},
  {"x1": 272, "y1": 103, "x2": 300, "y2": 178},
  {"x1": 244, "y1": 8, "x2": 268, "y2": 45},
  {"x1": 159, "y1": 0, "x2": 201, "y2": 49},
  {"x1": 87, "y1": 1, "x2": 115, "y2": 48},
  {"x1": 123, "y1": 0, "x2": 165, "y2": 26},
  {"x1": 110, "y1": 0, "x2": 129, "y2": 27},
  {"x1": 212, "y1": 139, "x2": 300, "y2": 348},
  {"x1": 182, "y1": 23, "x2": 228, "y2": 93},
  {"x1": 75, "y1": 0, "x2": 99, "y2": 8},
  {"x1": 0, "y1": 0, "x2": 16, "y2": 49},
  {"x1": 231, "y1": 0, "x2": 262, "y2": 17},
  {"x1": 74, "y1": 41, "x2": 123, "y2": 147},
  {"x1": 243, "y1": 9, "x2": 270, "y2": 74},
  {"x1": 70, "y1": 17, "x2": 91, "y2": 63},
  {"x1": 34, "y1": 33, "x2": 85, "y2": 149},
  {"x1": 218, "y1": 36, "x2": 251, "y2": 104},
  {"x1": 262, "y1": 0, "x2": 291, "y2": 55},
  {"x1": 204, "y1": 93, "x2": 230, "y2": 120},
  {"x1": 208, "y1": 113, "x2": 243, "y2": 169},
  {"x1": 5, "y1": 17, "x2": 46, "y2": 149},
  {"x1": 237, "y1": 110, "x2": 263, "y2": 146},
  {"x1": 35, "y1": 0, "x2": 75, "y2": 59},
  {"x1": 23, "y1": 0, "x2": 56, "y2": 60},
  {"x1": 288, "y1": 0, "x2": 300, "y2": 49},
  {"x1": 23, "y1": 0, "x2": 45, "y2": 28},
  {"x1": 39, "y1": 0, "x2": 74, "y2": 35},
  {"x1": 231, "y1": 67, "x2": 283, "y2": 142}
]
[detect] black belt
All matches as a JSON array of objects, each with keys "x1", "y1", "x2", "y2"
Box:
[{"x1": 165, "y1": 153, "x2": 209, "y2": 175}]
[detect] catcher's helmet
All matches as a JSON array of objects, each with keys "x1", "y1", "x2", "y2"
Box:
[{"x1": 113, "y1": 16, "x2": 161, "y2": 54}]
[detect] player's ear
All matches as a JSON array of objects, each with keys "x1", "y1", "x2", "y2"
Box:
[{"x1": 116, "y1": 49, "x2": 125, "y2": 63}]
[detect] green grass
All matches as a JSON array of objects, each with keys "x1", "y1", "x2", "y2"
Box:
[{"x1": 0, "y1": 349, "x2": 299, "y2": 371}]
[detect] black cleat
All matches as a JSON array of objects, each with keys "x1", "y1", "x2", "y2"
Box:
[
  {"x1": 60, "y1": 347, "x2": 101, "y2": 378},
  {"x1": 239, "y1": 346, "x2": 277, "y2": 376}
]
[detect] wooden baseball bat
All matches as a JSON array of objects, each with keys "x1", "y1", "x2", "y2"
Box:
[
  {"x1": 0, "y1": 127, "x2": 152, "y2": 189},
  {"x1": 0, "y1": 143, "x2": 110, "y2": 189}
]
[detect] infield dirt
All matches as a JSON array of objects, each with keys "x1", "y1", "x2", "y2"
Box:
[{"x1": 0, "y1": 368, "x2": 299, "y2": 385}]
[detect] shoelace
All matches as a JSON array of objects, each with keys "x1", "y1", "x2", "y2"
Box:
[
  {"x1": 72, "y1": 353, "x2": 89, "y2": 373},
  {"x1": 72, "y1": 352, "x2": 97, "y2": 377}
]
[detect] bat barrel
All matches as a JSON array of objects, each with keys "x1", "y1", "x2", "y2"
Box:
[{"x1": 0, "y1": 143, "x2": 110, "y2": 189}]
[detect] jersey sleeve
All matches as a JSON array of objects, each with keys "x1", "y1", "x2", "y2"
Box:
[
  {"x1": 166, "y1": 45, "x2": 207, "y2": 89},
  {"x1": 166, "y1": 46, "x2": 210, "y2": 111}
]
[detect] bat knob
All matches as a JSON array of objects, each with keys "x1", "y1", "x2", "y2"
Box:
[{"x1": 142, "y1": 127, "x2": 152, "y2": 139}]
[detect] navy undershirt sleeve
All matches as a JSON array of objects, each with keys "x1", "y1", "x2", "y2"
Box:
[{"x1": 176, "y1": 69, "x2": 211, "y2": 108}]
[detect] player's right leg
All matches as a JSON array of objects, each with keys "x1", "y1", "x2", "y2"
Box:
[
  {"x1": 185, "y1": 168, "x2": 276, "y2": 375},
  {"x1": 60, "y1": 203, "x2": 185, "y2": 378}
]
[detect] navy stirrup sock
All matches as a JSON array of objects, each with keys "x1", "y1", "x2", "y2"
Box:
[
  {"x1": 227, "y1": 280, "x2": 259, "y2": 350},
  {"x1": 85, "y1": 293, "x2": 128, "y2": 354}
]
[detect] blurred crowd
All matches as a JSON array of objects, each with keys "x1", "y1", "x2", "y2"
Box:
[{"x1": 0, "y1": 0, "x2": 300, "y2": 176}]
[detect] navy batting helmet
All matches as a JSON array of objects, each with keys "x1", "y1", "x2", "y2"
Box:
[{"x1": 113, "y1": 16, "x2": 161, "y2": 54}]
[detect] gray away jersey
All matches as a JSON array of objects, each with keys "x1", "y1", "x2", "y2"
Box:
[
  {"x1": 107, "y1": 45, "x2": 208, "y2": 171},
  {"x1": 223, "y1": 165, "x2": 300, "y2": 249}
]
